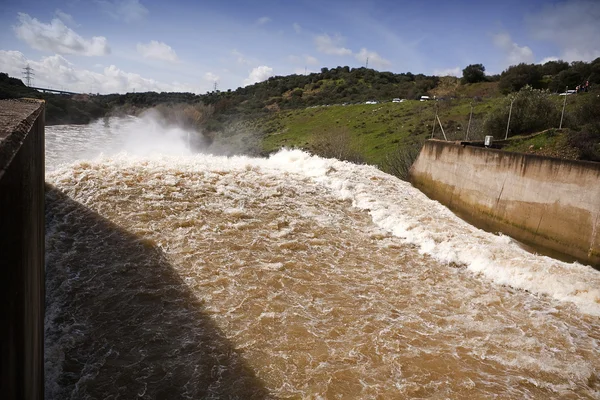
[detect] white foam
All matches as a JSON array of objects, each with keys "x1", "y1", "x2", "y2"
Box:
[{"x1": 45, "y1": 122, "x2": 600, "y2": 318}]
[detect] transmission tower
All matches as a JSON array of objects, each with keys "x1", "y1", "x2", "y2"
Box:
[
  {"x1": 213, "y1": 81, "x2": 218, "y2": 92},
  {"x1": 22, "y1": 64, "x2": 34, "y2": 86}
]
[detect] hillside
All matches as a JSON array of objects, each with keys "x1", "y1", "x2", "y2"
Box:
[{"x1": 1, "y1": 58, "x2": 599, "y2": 176}]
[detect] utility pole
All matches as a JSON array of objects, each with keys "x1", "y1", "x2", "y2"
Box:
[
  {"x1": 559, "y1": 86, "x2": 567, "y2": 129},
  {"x1": 22, "y1": 64, "x2": 34, "y2": 86}
]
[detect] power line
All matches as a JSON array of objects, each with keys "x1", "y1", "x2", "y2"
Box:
[{"x1": 22, "y1": 64, "x2": 34, "y2": 86}]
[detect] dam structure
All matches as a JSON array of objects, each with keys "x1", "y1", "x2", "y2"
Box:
[
  {"x1": 2, "y1": 107, "x2": 600, "y2": 398},
  {"x1": 409, "y1": 139, "x2": 600, "y2": 267}
]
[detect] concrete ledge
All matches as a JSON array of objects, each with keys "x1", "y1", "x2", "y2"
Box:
[
  {"x1": 409, "y1": 140, "x2": 600, "y2": 267},
  {"x1": 0, "y1": 99, "x2": 45, "y2": 399}
]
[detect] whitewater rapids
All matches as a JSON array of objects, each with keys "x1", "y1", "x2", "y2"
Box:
[{"x1": 44, "y1": 117, "x2": 600, "y2": 399}]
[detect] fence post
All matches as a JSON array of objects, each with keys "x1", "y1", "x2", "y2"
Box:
[
  {"x1": 431, "y1": 103, "x2": 437, "y2": 139},
  {"x1": 436, "y1": 114, "x2": 448, "y2": 141},
  {"x1": 505, "y1": 98, "x2": 514, "y2": 140},
  {"x1": 559, "y1": 86, "x2": 568, "y2": 129},
  {"x1": 466, "y1": 102, "x2": 473, "y2": 141}
]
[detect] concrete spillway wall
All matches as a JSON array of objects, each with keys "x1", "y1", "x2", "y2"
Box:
[
  {"x1": 409, "y1": 140, "x2": 600, "y2": 267},
  {"x1": 0, "y1": 99, "x2": 45, "y2": 399}
]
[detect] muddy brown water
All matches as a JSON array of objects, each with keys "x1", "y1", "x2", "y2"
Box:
[{"x1": 44, "y1": 119, "x2": 600, "y2": 399}]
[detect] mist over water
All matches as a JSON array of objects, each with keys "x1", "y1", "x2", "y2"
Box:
[{"x1": 45, "y1": 117, "x2": 600, "y2": 398}]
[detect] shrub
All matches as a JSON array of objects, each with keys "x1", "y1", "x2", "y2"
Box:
[
  {"x1": 309, "y1": 127, "x2": 364, "y2": 164},
  {"x1": 484, "y1": 86, "x2": 560, "y2": 138},
  {"x1": 381, "y1": 142, "x2": 423, "y2": 181}
]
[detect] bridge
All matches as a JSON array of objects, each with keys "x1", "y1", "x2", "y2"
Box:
[{"x1": 31, "y1": 86, "x2": 80, "y2": 95}]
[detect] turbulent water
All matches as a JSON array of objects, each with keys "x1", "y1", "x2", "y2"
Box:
[{"x1": 45, "y1": 117, "x2": 600, "y2": 399}]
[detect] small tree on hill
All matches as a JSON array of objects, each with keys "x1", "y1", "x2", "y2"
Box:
[{"x1": 462, "y1": 64, "x2": 486, "y2": 84}]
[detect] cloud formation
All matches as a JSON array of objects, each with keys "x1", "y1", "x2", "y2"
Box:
[
  {"x1": 14, "y1": 13, "x2": 110, "y2": 56},
  {"x1": 54, "y1": 9, "x2": 77, "y2": 27},
  {"x1": 433, "y1": 67, "x2": 461, "y2": 77},
  {"x1": 0, "y1": 50, "x2": 200, "y2": 94},
  {"x1": 314, "y1": 34, "x2": 352, "y2": 56},
  {"x1": 243, "y1": 65, "x2": 273, "y2": 86},
  {"x1": 288, "y1": 54, "x2": 319, "y2": 66},
  {"x1": 204, "y1": 72, "x2": 219, "y2": 82},
  {"x1": 293, "y1": 23, "x2": 302, "y2": 34},
  {"x1": 95, "y1": 0, "x2": 149, "y2": 22},
  {"x1": 136, "y1": 40, "x2": 179, "y2": 62},
  {"x1": 256, "y1": 16, "x2": 271, "y2": 26},
  {"x1": 314, "y1": 33, "x2": 390, "y2": 68},
  {"x1": 492, "y1": 32, "x2": 534, "y2": 66},
  {"x1": 527, "y1": 0, "x2": 600, "y2": 62},
  {"x1": 354, "y1": 48, "x2": 390, "y2": 68}
]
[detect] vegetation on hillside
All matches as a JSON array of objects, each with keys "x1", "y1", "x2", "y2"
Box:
[{"x1": 1, "y1": 56, "x2": 599, "y2": 179}]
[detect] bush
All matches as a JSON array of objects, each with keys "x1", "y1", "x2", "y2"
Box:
[
  {"x1": 484, "y1": 86, "x2": 560, "y2": 138},
  {"x1": 381, "y1": 142, "x2": 423, "y2": 181},
  {"x1": 568, "y1": 94, "x2": 600, "y2": 161},
  {"x1": 309, "y1": 127, "x2": 364, "y2": 164}
]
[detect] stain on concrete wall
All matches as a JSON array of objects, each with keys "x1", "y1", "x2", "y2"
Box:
[{"x1": 409, "y1": 140, "x2": 600, "y2": 267}]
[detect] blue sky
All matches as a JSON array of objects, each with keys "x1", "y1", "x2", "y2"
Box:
[{"x1": 1, "y1": 0, "x2": 598, "y2": 94}]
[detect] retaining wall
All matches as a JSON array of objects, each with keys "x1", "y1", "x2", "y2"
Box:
[
  {"x1": 0, "y1": 99, "x2": 45, "y2": 399},
  {"x1": 409, "y1": 140, "x2": 600, "y2": 267}
]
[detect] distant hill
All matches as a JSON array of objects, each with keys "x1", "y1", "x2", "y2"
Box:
[{"x1": 1, "y1": 58, "x2": 599, "y2": 172}]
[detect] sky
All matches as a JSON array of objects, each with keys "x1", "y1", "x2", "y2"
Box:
[{"x1": 0, "y1": 0, "x2": 599, "y2": 94}]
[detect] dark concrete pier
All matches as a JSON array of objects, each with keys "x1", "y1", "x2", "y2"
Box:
[{"x1": 0, "y1": 99, "x2": 45, "y2": 399}]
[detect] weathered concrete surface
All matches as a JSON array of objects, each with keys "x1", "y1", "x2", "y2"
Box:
[
  {"x1": 0, "y1": 99, "x2": 45, "y2": 399},
  {"x1": 409, "y1": 140, "x2": 600, "y2": 267}
]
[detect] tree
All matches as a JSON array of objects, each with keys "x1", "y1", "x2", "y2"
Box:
[
  {"x1": 541, "y1": 60, "x2": 569, "y2": 76},
  {"x1": 461, "y1": 64, "x2": 486, "y2": 84},
  {"x1": 498, "y1": 63, "x2": 543, "y2": 94}
]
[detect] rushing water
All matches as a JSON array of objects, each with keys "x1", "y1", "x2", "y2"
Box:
[{"x1": 45, "y1": 117, "x2": 600, "y2": 399}]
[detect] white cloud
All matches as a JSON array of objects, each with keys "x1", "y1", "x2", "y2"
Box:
[
  {"x1": 95, "y1": 0, "x2": 148, "y2": 22},
  {"x1": 243, "y1": 65, "x2": 273, "y2": 86},
  {"x1": 288, "y1": 54, "x2": 319, "y2": 66},
  {"x1": 433, "y1": 67, "x2": 461, "y2": 77},
  {"x1": 293, "y1": 67, "x2": 317, "y2": 75},
  {"x1": 231, "y1": 49, "x2": 251, "y2": 65},
  {"x1": 314, "y1": 33, "x2": 352, "y2": 56},
  {"x1": 14, "y1": 13, "x2": 110, "y2": 56},
  {"x1": 527, "y1": 0, "x2": 600, "y2": 62},
  {"x1": 492, "y1": 32, "x2": 534, "y2": 66},
  {"x1": 293, "y1": 23, "x2": 302, "y2": 34},
  {"x1": 136, "y1": 40, "x2": 179, "y2": 62},
  {"x1": 354, "y1": 48, "x2": 391, "y2": 68},
  {"x1": 539, "y1": 56, "x2": 559, "y2": 65},
  {"x1": 0, "y1": 50, "x2": 201, "y2": 94},
  {"x1": 204, "y1": 72, "x2": 219, "y2": 82},
  {"x1": 256, "y1": 16, "x2": 271, "y2": 26},
  {"x1": 54, "y1": 9, "x2": 77, "y2": 26},
  {"x1": 305, "y1": 55, "x2": 319, "y2": 66}
]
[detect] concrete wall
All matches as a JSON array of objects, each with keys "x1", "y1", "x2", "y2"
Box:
[
  {"x1": 409, "y1": 140, "x2": 600, "y2": 267},
  {"x1": 0, "y1": 99, "x2": 45, "y2": 399}
]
